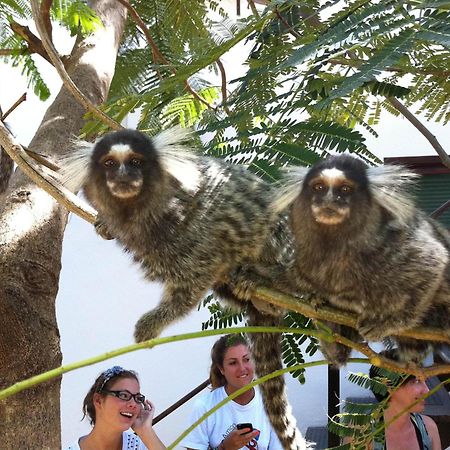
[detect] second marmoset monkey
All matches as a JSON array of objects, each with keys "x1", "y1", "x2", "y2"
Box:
[
  {"x1": 61, "y1": 127, "x2": 308, "y2": 450},
  {"x1": 275, "y1": 154, "x2": 450, "y2": 365}
]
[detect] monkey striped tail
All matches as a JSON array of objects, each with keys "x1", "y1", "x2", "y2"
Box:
[{"x1": 247, "y1": 306, "x2": 312, "y2": 450}]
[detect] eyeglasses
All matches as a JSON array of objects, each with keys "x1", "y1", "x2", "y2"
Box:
[{"x1": 102, "y1": 389, "x2": 145, "y2": 404}]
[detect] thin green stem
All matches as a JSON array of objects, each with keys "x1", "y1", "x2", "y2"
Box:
[
  {"x1": 168, "y1": 358, "x2": 332, "y2": 449},
  {"x1": 0, "y1": 326, "x2": 325, "y2": 401}
]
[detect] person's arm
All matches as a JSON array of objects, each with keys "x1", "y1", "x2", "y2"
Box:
[
  {"x1": 132, "y1": 400, "x2": 166, "y2": 450},
  {"x1": 422, "y1": 415, "x2": 442, "y2": 450}
]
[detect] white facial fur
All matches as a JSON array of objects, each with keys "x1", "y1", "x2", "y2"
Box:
[
  {"x1": 311, "y1": 168, "x2": 351, "y2": 225},
  {"x1": 105, "y1": 144, "x2": 144, "y2": 198},
  {"x1": 109, "y1": 143, "x2": 133, "y2": 162}
]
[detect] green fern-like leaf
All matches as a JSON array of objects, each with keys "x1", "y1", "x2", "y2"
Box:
[
  {"x1": 417, "y1": 9, "x2": 450, "y2": 47},
  {"x1": 318, "y1": 28, "x2": 416, "y2": 108},
  {"x1": 283, "y1": 0, "x2": 403, "y2": 68},
  {"x1": 19, "y1": 54, "x2": 51, "y2": 101},
  {"x1": 288, "y1": 120, "x2": 368, "y2": 154},
  {"x1": 362, "y1": 80, "x2": 411, "y2": 98}
]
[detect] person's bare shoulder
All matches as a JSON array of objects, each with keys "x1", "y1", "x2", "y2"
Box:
[{"x1": 422, "y1": 415, "x2": 442, "y2": 450}]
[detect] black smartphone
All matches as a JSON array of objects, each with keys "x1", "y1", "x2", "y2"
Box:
[{"x1": 236, "y1": 423, "x2": 253, "y2": 434}]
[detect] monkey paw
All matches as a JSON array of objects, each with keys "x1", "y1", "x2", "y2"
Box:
[
  {"x1": 94, "y1": 220, "x2": 115, "y2": 240},
  {"x1": 309, "y1": 294, "x2": 327, "y2": 311},
  {"x1": 134, "y1": 314, "x2": 161, "y2": 343},
  {"x1": 357, "y1": 319, "x2": 386, "y2": 342},
  {"x1": 320, "y1": 340, "x2": 352, "y2": 367}
]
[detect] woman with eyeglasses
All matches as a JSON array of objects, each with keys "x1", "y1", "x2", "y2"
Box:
[{"x1": 65, "y1": 366, "x2": 166, "y2": 450}]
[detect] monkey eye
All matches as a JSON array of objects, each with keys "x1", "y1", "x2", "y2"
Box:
[
  {"x1": 103, "y1": 158, "x2": 117, "y2": 168},
  {"x1": 312, "y1": 182, "x2": 326, "y2": 192},
  {"x1": 340, "y1": 184, "x2": 353, "y2": 194},
  {"x1": 129, "y1": 158, "x2": 143, "y2": 167}
]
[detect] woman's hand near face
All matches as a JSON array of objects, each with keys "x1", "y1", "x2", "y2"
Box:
[
  {"x1": 222, "y1": 428, "x2": 259, "y2": 450},
  {"x1": 132, "y1": 400, "x2": 167, "y2": 450},
  {"x1": 132, "y1": 399, "x2": 155, "y2": 434}
]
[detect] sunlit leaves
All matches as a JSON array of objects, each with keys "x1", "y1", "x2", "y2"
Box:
[{"x1": 53, "y1": 1, "x2": 102, "y2": 36}]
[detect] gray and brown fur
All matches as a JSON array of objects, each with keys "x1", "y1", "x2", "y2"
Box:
[
  {"x1": 61, "y1": 128, "x2": 309, "y2": 450},
  {"x1": 275, "y1": 154, "x2": 450, "y2": 365}
]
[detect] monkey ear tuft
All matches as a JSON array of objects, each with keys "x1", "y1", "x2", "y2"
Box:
[
  {"x1": 367, "y1": 163, "x2": 419, "y2": 225},
  {"x1": 270, "y1": 165, "x2": 310, "y2": 214},
  {"x1": 58, "y1": 138, "x2": 95, "y2": 192},
  {"x1": 153, "y1": 126, "x2": 202, "y2": 193}
]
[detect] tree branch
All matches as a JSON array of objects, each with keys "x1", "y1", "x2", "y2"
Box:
[
  {"x1": 29, "y1": 0, "x2": 121, "y2": 131},
  {"x1": 1, "y1": 93, "x2": 27, "y2": 120},
  {"x1": 253, "y1": 287, "x2": 450, "y2": 345},
  {"x1": 0, "y1": 327, "x2": 448, "y2": 403},
  {"x1": 9, "y1": 20, "x2": 53, "y2": 65},
  {"x1": 40, "y1": 0, "x2": 53, "y2": 42},
  {"x1": 217, "y1": 59, "x2": 231, "y2": 114},
  {"x1": 387, "y1": 97, "x2": 450, "y2": 168}
]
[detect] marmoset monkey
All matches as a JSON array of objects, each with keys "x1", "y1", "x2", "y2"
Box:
[
  {"x1": 61, "y1": 128, "x2": 309, "y2": 450},
  {"x1": 275, "y1": 154, "x2": 450, "y2": 365}
]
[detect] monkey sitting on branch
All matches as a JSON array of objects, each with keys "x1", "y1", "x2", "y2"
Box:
[
  {"x1": 61, "y1": 127, "x2": 310, "y2": 450},
  {"x1": 274, "y1": 154, "x2": 450, "y2": 366}
]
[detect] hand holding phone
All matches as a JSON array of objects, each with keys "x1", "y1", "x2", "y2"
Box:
[{"x1": 236, "y1": 423, "x2": 253, "y2": 434}]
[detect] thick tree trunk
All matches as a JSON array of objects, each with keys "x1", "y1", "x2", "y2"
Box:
[{"x1": 0, "y1": 2, "x2": 127, "y2": 448}]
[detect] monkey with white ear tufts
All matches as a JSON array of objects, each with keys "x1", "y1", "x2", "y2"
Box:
[
  {"x1": 274, "y1": 154, "x2": 450, "y2": 366},
  {"x1": 60, "y1": 128, "x2": 310, "y2": 450}
]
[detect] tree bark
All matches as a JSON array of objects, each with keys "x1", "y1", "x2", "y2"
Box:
[{"x1": 0, "y1": 2, "x2": 127, "y2": 448}]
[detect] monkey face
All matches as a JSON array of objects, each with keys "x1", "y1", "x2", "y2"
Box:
[
  {"x1": 99, "y1": 146, "x2": 145, "y2": 199},
  {"x1": 91, "y1": 130, "x2": 160, "y2": 200},
  {"x1": 302, "y1": 156, "x2": 369, "y2": 226}
]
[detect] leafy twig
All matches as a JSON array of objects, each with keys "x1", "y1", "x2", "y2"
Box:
[
  {"x1": 29, "y1": 0, "x2": 121, "y2": 131},
  {"x1": 0, "y1": 326, "x2": 325, "y2": 401},
  {"x1": 116, "y1": 0, "x2": 215, "y2": 111},
  {"x1": 254, "y1": 287, "x2": 450, "y2": 345}
]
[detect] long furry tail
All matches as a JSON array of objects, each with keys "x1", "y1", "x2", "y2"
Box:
[{"x1": 247, "y1": 305, "x2": 311, "y2": 450}]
